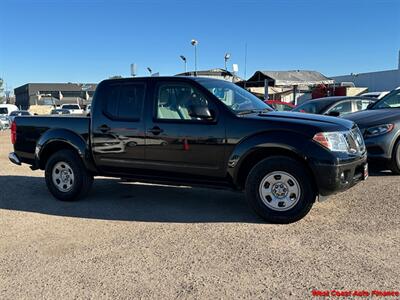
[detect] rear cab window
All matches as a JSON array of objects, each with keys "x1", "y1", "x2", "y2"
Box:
[{"x1": 103, "y1": 82, "x2": 146, "y2": 121}]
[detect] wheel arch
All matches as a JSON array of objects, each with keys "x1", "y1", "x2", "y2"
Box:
[
  {"x1": 36, "y1": 129, "x2": 97, "y2": 173},
  {"x1": 236, "y1": 147, "x2": 317, "y2": 192},
  {"x1": 228, "y1": 132, "x2": 318, "y2": 193}
]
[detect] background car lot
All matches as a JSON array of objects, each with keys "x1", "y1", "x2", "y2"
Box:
[{"x1": 0, "y1": 130, "x2": 399, "y2": 298}]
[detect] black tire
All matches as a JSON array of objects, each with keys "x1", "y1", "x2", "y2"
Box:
[
  {"x1": 245, "y1": 156, "x2": 316, "y2": 224},
  {"x1": 45, "y1": 149, "x2": 93, "y2": 201},
  {"x1": 389, "y1": 140, "x2": 400, "y2": 175}
]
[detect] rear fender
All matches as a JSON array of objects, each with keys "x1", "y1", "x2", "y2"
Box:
[{"x1": 36, "y1": 128, "x2": 97, "y2": 172}]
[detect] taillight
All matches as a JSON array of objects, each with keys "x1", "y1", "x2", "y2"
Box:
[{"x1": 11, "y1": 121, "x2": 17, "y2": 144}]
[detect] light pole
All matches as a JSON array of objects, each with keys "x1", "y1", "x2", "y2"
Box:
[
  {"x1": 147, "y1": 67, "x2": 152, "y2": 76},
  {"x1": 224, "y1": 53, "x2": 231, "y2": 71},
  {"x1": 180, "y1": 55, "x2": 187, "y2": 73},
  {"x1": 191, "y1": 39, "x2": 198, "y2": 76}
]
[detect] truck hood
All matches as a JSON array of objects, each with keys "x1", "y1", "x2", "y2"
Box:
[
  {"x1": 342, "y1": 109, "x2": 400, "y2": 129},
  {"x1": 243, "y1": 111, "x2": 354, "y2": 131}
]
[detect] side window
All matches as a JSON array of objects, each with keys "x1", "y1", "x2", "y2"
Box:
[
  {"x1": 355, "y1": 99, "x2": 373, "y2": 111},
  {"x1": 329, "y1": 101, "x2": 352, "y2": 115},
  {"x1": 104, "y1": 83, "x2": 145, "y2": 121},
  {"x1": 155, "y1": 83, "x2": 214, "y2": 121}
]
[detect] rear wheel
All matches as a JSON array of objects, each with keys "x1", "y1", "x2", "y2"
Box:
[
  {"x1": 245, "y1": 156, "x2": 316, "y2": 223},
  {"x1": 389, "y1": 140, "x2": 400, "y2": 175},
  {"x1": 45, "y1": 149, "x2": 93, "y2": 201}
]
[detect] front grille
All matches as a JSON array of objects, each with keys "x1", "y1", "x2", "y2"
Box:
[{"x1": 346, "y1": 127, "x2": 366, "y2": 154}]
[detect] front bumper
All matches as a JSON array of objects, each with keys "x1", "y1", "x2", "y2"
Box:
[{"x1": 312, "y1": 154, "x2": 368, "y2": 197}]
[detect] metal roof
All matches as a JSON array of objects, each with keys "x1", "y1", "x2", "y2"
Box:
[
  {"x1": 247, "y1": 70, "x2": 334, "y2": 86},
  {"x1": 14, "y1": 83, "x2": 97, "y2": 95}
]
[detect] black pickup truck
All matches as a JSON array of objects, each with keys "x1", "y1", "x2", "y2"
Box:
[{"x1": 9, "y1": 77, "x2": 368, "y2": 223}]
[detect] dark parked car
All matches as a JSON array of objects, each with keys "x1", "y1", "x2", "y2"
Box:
[
  {"x1": 292, "y1": 96, "x2": 377, "y2": 116},
  {"x1": 9, "y1": 77, "x2": 367, "y2": 223},
  {"x1": 8, "y1": 110, "x2": 31, "y2": 122},
  {"x1": 265, "y1": 100, "x2": 295, "y2": 111},
  {"x1": 50, "y1": 108, "x2": 71, "y2": 115},
  {"x1": 343, "y1": 88, "x2": 400, "y2": 174}
]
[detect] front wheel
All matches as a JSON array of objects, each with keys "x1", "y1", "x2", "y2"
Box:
[
  {"x1": 389, "y1": 140, "x2": 400, "y2": 175},
  {"x1": 245, "y1": 156, "x2": 316, "y2": 223},
  {"x1": 45, "y1": 149, "x2": 93, "y2": 201}
]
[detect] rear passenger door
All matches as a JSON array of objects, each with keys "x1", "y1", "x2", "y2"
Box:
[
  {"x1": 91, "y1": 81, "x2": 147, "y2": 173},
  {"x1": 144, "y1": 80, "x2": 226, "y2": 178}
]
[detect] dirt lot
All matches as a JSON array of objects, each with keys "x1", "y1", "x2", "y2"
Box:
[{"x1": 0, "y1": 130, "x2": 399, "y2": 299}]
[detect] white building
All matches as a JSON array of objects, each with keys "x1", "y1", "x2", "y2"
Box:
[{"x1": 332, "y1": 69, "x2": 400, "y2": 92}]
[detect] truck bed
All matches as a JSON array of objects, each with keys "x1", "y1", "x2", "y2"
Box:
[{"x1": 13, "y1": 115, "x2": 90, "y2": 164}]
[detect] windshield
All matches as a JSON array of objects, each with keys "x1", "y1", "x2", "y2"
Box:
[
  {"x1": 196, "y1": 79, "x2": 272, "y2": 114},
  {"x1": 371, "y1": 89, "x2": 400, "y2": 109}
]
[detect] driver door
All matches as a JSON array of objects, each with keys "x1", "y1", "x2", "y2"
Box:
[{"x1": 144, "y1": 80, "x2": 226, "y2": 177}]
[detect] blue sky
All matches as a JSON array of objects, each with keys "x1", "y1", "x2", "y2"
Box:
[{"x1": 1, "y1": 0, "x2": 399, "y2": 90}]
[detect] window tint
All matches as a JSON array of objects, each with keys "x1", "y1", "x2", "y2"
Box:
[
  {"x1": 104, "y1": 83, "x2": 145, "y2": 120},
  {"x1": 155, "y1": 83, "x2": 214, "y2": 121},
  {"x1": 328, "y1": 101, "x2": 352, "y2": 115}
]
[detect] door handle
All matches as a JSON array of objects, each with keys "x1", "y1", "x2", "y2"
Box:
[
  {"x1": 98, "y1": 124, "x2": 111, "y2": 133},
  {"x1": 148, "y1": 126, "x2": 163, "y2": 135}
]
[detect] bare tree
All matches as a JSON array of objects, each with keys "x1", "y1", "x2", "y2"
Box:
[{"x1": 0, "y1": 78, "x2": 4, "y2": 103}]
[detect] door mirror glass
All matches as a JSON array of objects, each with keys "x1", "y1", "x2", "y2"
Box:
[{"x1": 188, "y1": 104, "x2": 213, "y2": 120}]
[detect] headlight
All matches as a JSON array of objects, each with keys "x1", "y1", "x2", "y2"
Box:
[
  {"x1": 313, "y1": 128, "x2": 365, "y2": 154},
  {"x1": 313, "y1": 131, "x2": 350, "y2": 152},
  {"x1": 365, "y1": 124, "x2": 394, "y2": 137}
]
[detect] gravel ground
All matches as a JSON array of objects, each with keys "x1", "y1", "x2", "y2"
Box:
[{"x1": 0, "y1": 130, "x2": 399, "y2": 299}]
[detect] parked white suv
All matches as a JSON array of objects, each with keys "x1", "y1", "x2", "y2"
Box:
[
  {"x1": 0, "y1": 104, "x2": 18, "y2": 116},
  {"x1": 60, "y1": 104, "x2": 84, "y2": 114}
]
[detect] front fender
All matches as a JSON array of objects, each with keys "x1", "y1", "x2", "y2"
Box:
[{"x1": 227, "y1": 130, "x2": 332, "y2": 186}]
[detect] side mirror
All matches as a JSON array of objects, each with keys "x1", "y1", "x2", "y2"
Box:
[
  {"x1": 189, "y1": 105, "x2": 213, "y2": 120},
  {"x1": 367, "y1": 102, "x2": 375, "y2": 109},
  {"x1": 327, "y1": 111, "x2": 340, "y2": 117}
]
